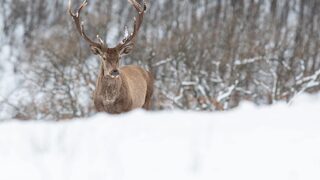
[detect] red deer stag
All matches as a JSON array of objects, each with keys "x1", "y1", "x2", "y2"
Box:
[{"x1": 68, "y1": 0, "x2": 153, "y2": 114}]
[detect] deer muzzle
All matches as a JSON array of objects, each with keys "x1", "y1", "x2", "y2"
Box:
[{"x1": 110, "y1": 69, "x2": 120, "y2": 78}]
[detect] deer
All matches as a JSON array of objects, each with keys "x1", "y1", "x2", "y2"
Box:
[{"x1": 68, "y1": 0, "x2": 153, "y2": 114}]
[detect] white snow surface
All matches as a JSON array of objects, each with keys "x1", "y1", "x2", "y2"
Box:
[{"x1": 0, "y1": 94, "x2": 320, "y2": 180}]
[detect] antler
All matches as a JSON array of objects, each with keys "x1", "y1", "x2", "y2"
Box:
[
  {"x1": 116, "y1": 0, "x2": 146, "y2": 52},
  {"x1": 68, "y1": 0, "x2": 106, "y2": 51}
]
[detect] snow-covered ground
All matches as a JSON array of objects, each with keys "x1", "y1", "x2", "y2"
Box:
[{"x1": 0, "y1": 94, "x2": 320, "y2": 180}]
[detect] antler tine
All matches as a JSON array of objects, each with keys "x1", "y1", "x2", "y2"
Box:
[
  {"x1": 129, "y1": 0, "x2": 145, "y2": 13},
  {"x1": 68, "y1": 0, "x2": 105, "y2": 49},
  {"x1": 117, "y1": 0, "x2": 146, "y2": 50}
]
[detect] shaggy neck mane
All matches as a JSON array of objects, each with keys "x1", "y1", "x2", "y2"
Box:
[{"x1": 100, "y1": 75, "x2": 123, "y2": 104}]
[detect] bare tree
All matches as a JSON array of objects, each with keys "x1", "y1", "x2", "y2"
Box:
[{"x1": 0, "y1": 0, "x2": 319, "y2": 120}]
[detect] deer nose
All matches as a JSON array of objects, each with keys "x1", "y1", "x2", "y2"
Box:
[{"x1": 110, "y1": 69, "x2": 120, "y2": 77}]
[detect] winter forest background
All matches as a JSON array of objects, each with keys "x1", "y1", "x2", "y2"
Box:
[{"x1": 0, "y1": 0, "x2": 320, "y2": 121}]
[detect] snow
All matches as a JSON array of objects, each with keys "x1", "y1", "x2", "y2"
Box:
[
  {"x1": 0, "y1": 44, "x2": 25, "y2": 120},
  {"x1": 0, "y1": 94, "x2": 320, "y2": 180},
  {"x1": 0, "y1": 45, "x2": 18, "y2": 101}
]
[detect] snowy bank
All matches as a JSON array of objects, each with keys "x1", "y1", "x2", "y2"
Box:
[{"x1": 0, "y1": 95, "x2": 320, "y2": 180}]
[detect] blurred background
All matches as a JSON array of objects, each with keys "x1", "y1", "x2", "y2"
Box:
[{"x1": 0, "y1": 0, "x2": 319, "y2": 121}]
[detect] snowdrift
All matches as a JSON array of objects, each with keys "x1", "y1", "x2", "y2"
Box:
[{"x1": 0, "y1": 95, "x2": 320, "y2": 180}]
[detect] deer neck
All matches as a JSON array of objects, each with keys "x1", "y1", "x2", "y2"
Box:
[
  {"x1": 94, "y1": 64, "x2": 123, "y2": 104},
  {"x1": 101, "y1": 76, "x2": 123, "y2": 104}
]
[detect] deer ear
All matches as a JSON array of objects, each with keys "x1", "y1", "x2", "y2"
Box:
[
  {"x1": 120, "y1": 45, "x2": 134, "y2": 56},
  {"x1": 90, "y1": 46, "x2": 103, "y2": 55}
]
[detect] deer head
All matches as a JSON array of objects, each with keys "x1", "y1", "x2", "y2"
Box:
[{"x1": 68, "y1": 0, "x2": 146, "y2": 79}]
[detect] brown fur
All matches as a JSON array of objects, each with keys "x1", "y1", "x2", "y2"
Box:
[{"x1": 93, "y1": 65, "x2": 154, "y2": 114}]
